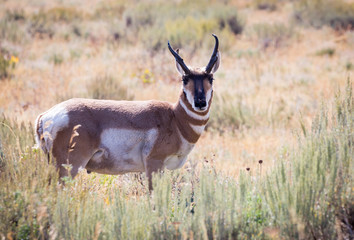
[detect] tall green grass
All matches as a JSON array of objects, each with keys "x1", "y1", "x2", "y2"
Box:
[
  {"x1": 0, "y1": 82, "x2": 353, "y2": 239},
  {"x1": 262, "y1": 81, "x2": 354, "y2": 238}
]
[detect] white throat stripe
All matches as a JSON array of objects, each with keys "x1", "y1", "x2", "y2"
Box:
[
  {"x1": 179, "y1": 99, "x2": 210, "y2": 121},
  {"x1": 190, "y1": 123, "x2": 206, "y2": 135}
]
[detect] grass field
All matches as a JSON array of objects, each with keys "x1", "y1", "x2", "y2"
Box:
[{"x1": 0, "y1": 0, "x2": 353, "y2": 239}]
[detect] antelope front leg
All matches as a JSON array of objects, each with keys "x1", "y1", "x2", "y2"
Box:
[{"x1": 145, "y1": 158, "x2": 163, "y2": 191}]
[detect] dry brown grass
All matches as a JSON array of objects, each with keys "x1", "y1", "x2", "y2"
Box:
[
  {"x1": 0, "y1": 0, "x2": 352, "y2": 176},
  {"x1": 0, "y1": 1, "x2": 353, "y2": 239}
]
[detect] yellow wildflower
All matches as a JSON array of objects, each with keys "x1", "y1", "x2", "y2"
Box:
[
  {"x1": 10, "y1": 56, "x2": 19, "y2": 64},
  {"x1": 141, "y1": 68, "x2": 154, "y2": 83}
]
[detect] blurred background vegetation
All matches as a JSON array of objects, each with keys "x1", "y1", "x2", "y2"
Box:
[{"x1": 0, "y1": 0, "x2": 353, "y2": 239}]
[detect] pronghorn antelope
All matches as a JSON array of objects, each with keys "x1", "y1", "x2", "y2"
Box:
[{"x1": 35, "y1": 35, "x2": 220, "y2": 190}]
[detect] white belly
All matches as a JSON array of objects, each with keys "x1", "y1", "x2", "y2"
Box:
[
  {"x1": 95, "y1": 128, "x2": 158, "y2": 174},
  {"x1": 90, "y1": 127, "x2": 195, "y2": 173}
]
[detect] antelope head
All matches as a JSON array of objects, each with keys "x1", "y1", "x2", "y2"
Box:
[{"x1": 168, "y1": 34, "x2": 220, "y2": 112}]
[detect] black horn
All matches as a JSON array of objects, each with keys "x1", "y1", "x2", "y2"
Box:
[
  {"x1": 205, "y1": 34, "x2": 219, "y2": 74},
  {"x1": 168, "y1": 41, "x2": 191, "y2": 75}
]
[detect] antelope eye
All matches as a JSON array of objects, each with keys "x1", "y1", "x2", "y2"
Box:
[
  {"x1": 209, "y1": 77, "x2": 214, "y2": 84},
  {"x1": 182, "y1": 78, "x2": 189, "y2": 85}
]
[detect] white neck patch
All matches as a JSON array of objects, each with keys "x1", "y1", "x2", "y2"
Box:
[{"x1": 189, "y1": 124, "x2": 206, "y2": 135}]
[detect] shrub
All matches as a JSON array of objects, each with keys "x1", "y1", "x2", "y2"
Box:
[
  {"x1": 0, "y1": 82, "x2": 352, "y2": 239},
  {"x1": 42, "y1": 7, "x2": 83, "y2": 23},
  {"x1": 263, "y1": 81, "x2": 354, "y2": 238},
  {"x1": 120, "y1": 1, "x2": 244, "y2": 52},
  {"x1": 94, "y1": 1, "x2": 126, "y2": 19},
  {"x1": 86, "y1": 74, "x2": 133, "y2": 100},
  {"x1": 49, "y1": 53, "x2": 64, "y2": 65},
  {"x1": 208, "y1": 4, "x2": 245, "y2": 35},
  {"x1": 209, "y1": 91, "x2": 254, "y2": 131},
  {"x1": 0, "y1": 10, "x2": 27, "y2": 43},
  {"x1": 28, "y1": 11, "x2": 55, "y2": 38},
  {"x1": 0, "y1": 49, "x2": 18, "y2": 79},
  {"x1": 28, "y1": 7, "x2": 82, "y2": 39},
  {"x1": 123, "y1": 3, "x2": 156, "y2": 32},
  {"x1": 138, "y1": 25, "x2": 165, "y2": 53},
  {"x1": 315, "y1": 47, "x2": 336, "y2": 57},
  {"x1": 253, "y1": 0, "x2": 278, "y2": 11},
  {"x1": 4, "y1": 9, "x2": 26, "y2": 22},
  {"x1": 251, "y1": 22, "x2": 296, "y2": 49},
  {"x1": 165, "y1": 17, "x2": 218, "y2": 49},
  {"x1": 293, "y1": 0, "x2": 354, "y2": 30},
  {"x1": 346, "y1": 62, "x2": 353, "y2": 71}
]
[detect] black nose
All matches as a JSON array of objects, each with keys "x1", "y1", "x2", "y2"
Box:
[{"x1": 195, "y1": 99, "x2": 207, "y2": 108}]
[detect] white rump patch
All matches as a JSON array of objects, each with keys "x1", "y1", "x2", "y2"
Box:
[
  {"x1": 34, "y1": 115, "x2": 42, "y2": 150},
  {"x1": 36, "y1": 104, "x2": 69, "y2": 154}
]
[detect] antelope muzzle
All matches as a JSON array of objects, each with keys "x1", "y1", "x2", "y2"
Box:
[{"x1": 194, "y1": 90, "x2": 207, "y2": 110}]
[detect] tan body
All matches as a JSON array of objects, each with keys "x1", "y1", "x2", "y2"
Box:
[{"x1": 35, "y1": 35, "x2": 220, "y2": 189}]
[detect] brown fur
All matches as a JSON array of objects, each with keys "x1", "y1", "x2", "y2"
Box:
[
  {"x1": 43, "y1": 84, "x2": 213, "y2": 189},
  {"x1": 36, "y1": 44, "x2": 220, "y2": 190}
]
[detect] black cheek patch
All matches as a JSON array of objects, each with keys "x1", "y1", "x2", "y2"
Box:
[
  {"x1": 182, "y1": 76, "x2": 189, "y2": 85},
  {"x1": 207, "y1": 75, "x2": 214, "y2": 84}
]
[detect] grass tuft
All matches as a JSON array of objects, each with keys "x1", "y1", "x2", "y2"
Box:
[
  {"x1": 253, "y1": 0, "x2": 278, "y2": 11},
  {"x1": 293, "y1": 0, "x2": 354, "y2": 30},
  {"x1": 250, "y1": 22, "x2": 296, "y2": 50},
  {"x1": 87, "y1": 74, "x2": 134, "y2": 101},
  {"x1": 1, "y1": 81, "x2": 352, "y2": 239},
  {"x1": 315, "y1": 47, "x2": 336, "y2": 57}
]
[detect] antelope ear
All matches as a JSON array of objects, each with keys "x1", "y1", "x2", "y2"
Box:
[
  {"x1": 209, "y1": 51, "x2": 220, "y2": 74},
  {"x1": 175, "y1": 49, "x2": 186, "y2": 76}
]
